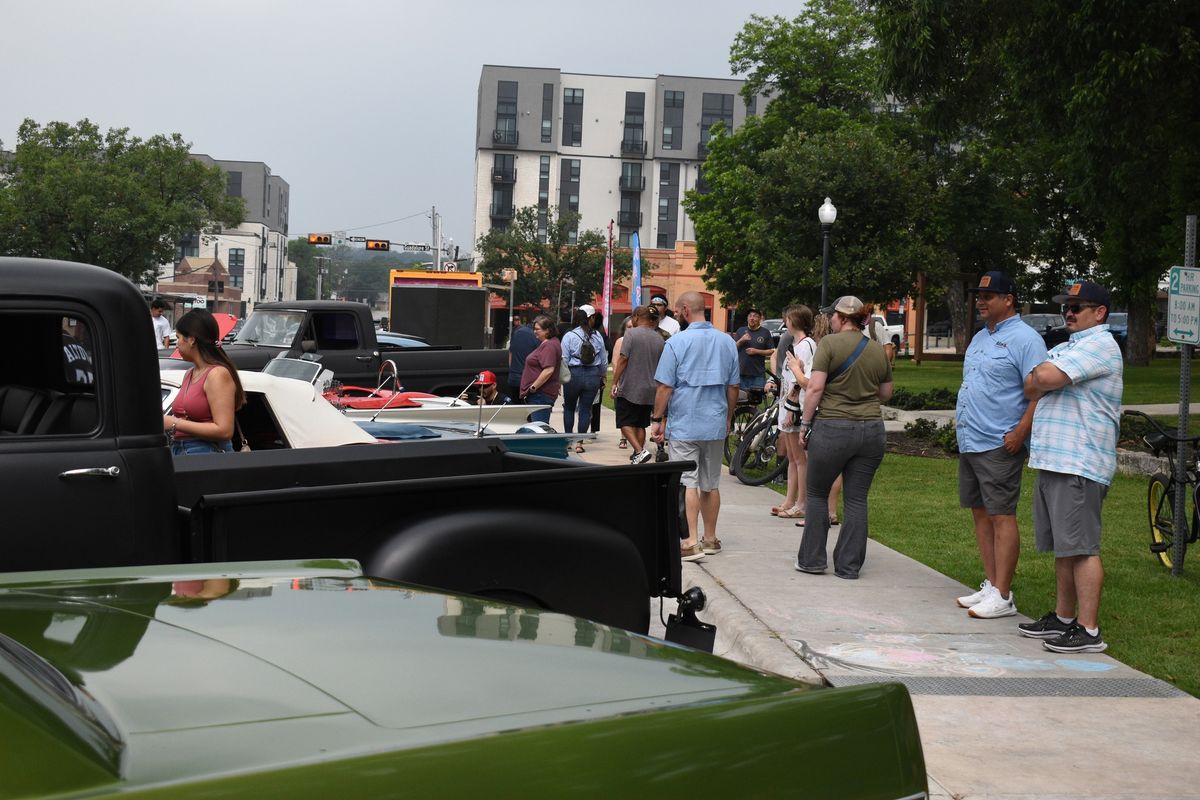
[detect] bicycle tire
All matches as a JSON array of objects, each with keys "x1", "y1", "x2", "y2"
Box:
[
  {"x1": 725, "y1": 405, "x2": 759, "y2": 465},
  {"x1": 732, "y1": 414, "x2": 787, "y2": 486},
  {"x1": 1148, "y1": 472, "x2": 1196, "y2": 570}
]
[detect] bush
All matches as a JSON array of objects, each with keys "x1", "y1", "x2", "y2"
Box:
[
  {"x1": 890, "y1": 387, "x2": 958, "y2": 410},
  {"x1": 904, "y1": 417, "x2": 939, "y2": 438},
  {"x1": 936, "y1": 421, "x2": 960, "y2": 454}
]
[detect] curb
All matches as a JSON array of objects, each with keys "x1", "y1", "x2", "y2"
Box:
[{"x1": 682, "y1": 562, "x2": 826, "y2": 686}]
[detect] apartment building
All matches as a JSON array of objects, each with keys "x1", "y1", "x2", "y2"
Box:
[
  {"x1": 156, "y1": 156, "x2": 294, "y2": 314},
  {"x1": 472, "y1": 65, "x2": 768, "y2": 253}
]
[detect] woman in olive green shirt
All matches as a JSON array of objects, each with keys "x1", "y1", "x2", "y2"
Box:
[{"x1": 794, "y1": 296, "x2": 893, "y2": 579}]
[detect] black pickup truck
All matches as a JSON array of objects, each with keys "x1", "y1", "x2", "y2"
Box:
[
  {"x1": 222, "y1": 300, "x2": 508, "y2": 393},
  {"x1": 0, "y1": 257, "x2": 691, "y2": 638}
]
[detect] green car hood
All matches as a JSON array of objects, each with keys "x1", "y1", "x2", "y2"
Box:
[{"x1": 0, "y1": 562, "x2": 925, "y2": 799}]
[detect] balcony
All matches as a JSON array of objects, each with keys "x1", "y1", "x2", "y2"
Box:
[
  {"x1": 489, "y1": 203, "x2": 514, "y2": 220},
  {"x1": 492, "y1": 167, "x2": 517, "y2": 183},
  {"x1": 618, "y1": 175, "x2": 645, "y2": 192},
  {"x1": 491, "y1": 129, "x2": 519, "y2": 148},
  {"x1": 620, "y1": 138, "x2": 647, "y2": 156},
  {"x1": 618, "y1": 211, "x2": 642, "y2": 227}
]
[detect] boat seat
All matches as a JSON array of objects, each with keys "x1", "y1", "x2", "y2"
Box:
[
  {"x1": 0, "y1": 385, "x2": 54, "y2": 435},
  {"x1": 33, "y1": 393, "x2": 98, "y2": 435}
]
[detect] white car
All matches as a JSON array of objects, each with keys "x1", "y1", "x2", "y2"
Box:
[{"x1": 868, "y1": 315, "x2": 904, "y2": 348}]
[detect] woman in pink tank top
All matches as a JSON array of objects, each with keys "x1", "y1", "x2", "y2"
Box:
[{"x1": 163, "y1": 309, "x2": 246, "y2": 456}]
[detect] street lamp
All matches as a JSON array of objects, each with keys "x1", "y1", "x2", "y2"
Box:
[{"x1": 818, "y1": 197, "x2": 837, "y2": 309}]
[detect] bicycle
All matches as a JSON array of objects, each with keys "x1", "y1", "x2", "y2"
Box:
[
  {"x1": 724, "y1": 372, "x2": 775, "y2": 465},
  {"x1": 1123, "y1": 410, "x2": 1200, "y2": 570},
  {"x1": 730, "y1": 389, "x2": 788, "y2": 486}
]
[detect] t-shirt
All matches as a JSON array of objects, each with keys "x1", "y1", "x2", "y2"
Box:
[
  {"x1": 152, "y1": 314, "x2": 171, "y2": 350},
  {"x1": 811, "y1": 329, "x2": 892, "y2": 420},
  {"x1": 520, "y1": 337, "x2": 563, "y2": 400},
  {"x1": 507, "y1": 324, "x2": 538, "y2": 385},
  {"x1": 615, "y1": 325, "x2": 665, "y2": 406},
  {"x1": 782, "y1": 335, "x2": 817, "y2": 404},
  {"x1": 735, "y1": 325, "x2": 774, "y2": 377}
]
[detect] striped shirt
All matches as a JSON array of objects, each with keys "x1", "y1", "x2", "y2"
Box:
[{"x1": 1028, "y1": 324, "x2": 1124, "y2": 485}]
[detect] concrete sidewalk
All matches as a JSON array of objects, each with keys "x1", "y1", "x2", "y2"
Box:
[{"x1": 572, "y1": 402, "x2": 1200, "y2": 800}]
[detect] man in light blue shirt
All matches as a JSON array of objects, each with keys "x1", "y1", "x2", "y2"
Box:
[
  {"x1": 1020, "y1": 281, "x2": 1123, "y2": 654},
  {"x1": 651, "y1": 292, "x2": 740, "y2": 562},
  {"x1": 954, "y1": 272, "x2": 1047, "y2": 620}
]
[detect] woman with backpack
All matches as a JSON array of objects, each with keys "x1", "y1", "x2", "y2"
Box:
[{"x1": 561, "y1": 306, "x2": 608, "y2": 448}]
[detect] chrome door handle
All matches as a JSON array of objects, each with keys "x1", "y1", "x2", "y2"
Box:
[
  {"x1": 355, "y1": 356, "x2": 374, "y2": 362},
  {"x1": 59, "y1": 466, "x2": 121, "y2": 479}
]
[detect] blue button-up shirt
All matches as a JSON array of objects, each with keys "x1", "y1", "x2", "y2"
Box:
[
  {"x1": 654, "y1": 321, "x2": 740, "y2": 441},
  {"x1": 1028, "y1": 324, "x2": 1123, "y2": 486},
  {"x1": 560, "y1": 326, "x2": 608, "y2": 369},
  {"x1": 956, "y1": 315, "x2": 1048, "y2": 453}
]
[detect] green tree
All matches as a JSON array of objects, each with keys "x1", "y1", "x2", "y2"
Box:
[
  {"x1": 290, "y1": 238, "x2": 319, "y2": 299},
  {"x1": 0, "y1": 118, "x2": 244, "y2": 283},
  {"x1": 476, "y1": 206, "x2": 632, "y2": 319},
  {"x1": 876, "y1": 1, "x2": 1200, "y2": 364}
]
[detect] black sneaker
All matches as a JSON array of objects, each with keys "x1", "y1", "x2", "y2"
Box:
[
  {"x1": 1042, "y1": 623, "x2": 1107, "y2": 653},
  {"x1": 1018, "y1": 611, "x2": 1075, "y2": 639}
]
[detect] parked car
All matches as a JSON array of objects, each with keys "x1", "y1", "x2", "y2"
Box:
[
  {"x1": 761, "y1": 317, "x2": 784, "y2": 348},
  {"x1": 0, "y1": 560, "x2": 929, "y2": 798},
  {"x1": 1021, "y1": 312, "x2": 1070, "y2": 348},
  {"x1": 1107, "y1": 312, "x2": 1128, "y2": 352}
]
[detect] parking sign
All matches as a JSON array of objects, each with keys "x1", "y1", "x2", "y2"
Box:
[{"x1": 1168, "y1": 266, "x2": 1200, "y2": 344}]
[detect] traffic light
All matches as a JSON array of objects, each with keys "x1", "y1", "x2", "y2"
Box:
[
  {"x1": 308, "y1": 233, "x2": 333, "y2": 245},
  {"x1": 365, "y1": 239, "x2": 391, "y2": 251}
]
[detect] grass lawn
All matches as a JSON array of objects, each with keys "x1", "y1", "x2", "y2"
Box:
[
  {"x1": 893, "y1": 355, "x2": 1199, "y2": 405},
  {"x1": 854, "y1": 454, "x2": 1200, "y2": 697}
]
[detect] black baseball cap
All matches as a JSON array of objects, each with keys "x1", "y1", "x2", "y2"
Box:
[
  {"x1": 966, "y1": 271, "x2": 1018, "y2": 298},
  {"x1": 1053, "y1": 281, "x2": 1112, "y2": 310}
]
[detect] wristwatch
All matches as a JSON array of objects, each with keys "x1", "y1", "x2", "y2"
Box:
[{"x1": 650, "y1": 415, "x2": 664, "y2": 423}]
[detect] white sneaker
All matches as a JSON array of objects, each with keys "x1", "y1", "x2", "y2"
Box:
[
  {"x1": 968, "y1": 586, "x2": 1016, "y2": 619},
  {"x1": 956, "y1": 579, "x2": 992, "y2": 609},
  {"x1": 630, "y1": 448, "x2": 653, "y2": 465}
]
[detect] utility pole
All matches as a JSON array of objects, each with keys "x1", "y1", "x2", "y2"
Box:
[{"x1": 432, "y1": 206, "x2": 442, "y2": 272}]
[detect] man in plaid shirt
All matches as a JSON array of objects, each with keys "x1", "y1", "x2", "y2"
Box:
[{"x1": 1020, "y1": 281, "x2": 1123, "y2": 653}]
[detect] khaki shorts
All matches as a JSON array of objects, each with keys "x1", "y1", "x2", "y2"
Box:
[
  {"x1": 669, "y1": 439, "x2": 724, "y2": 492},
  {"x1": 1033, "y1": 470, "x2": 1108, "y2": 557}
]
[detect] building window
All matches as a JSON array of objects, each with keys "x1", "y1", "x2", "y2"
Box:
[
  {"x1": 541, "y1": 82, "x2": 554, "y2": 143},
  {"x1": 662, "y1": 126, "x2": 675, "y2": 149},
  {"x1": 564, "y1": 88, "x2": 584, "y2": 105},
  {"x1": 566, "y1": 122, "x2": 582, "y2": 147},
  {"x1": 657, "y1": 232, "x2": 670, "y2": 248},
  {"x1": 568, "y1": 194, "x2": 579, "y2": 213},
  {"x1": 566, "y1": 160, "x2": 580, "y2": 182},
  {"x1": 493, "y1": 153, "x2": 515, "y2": 181},
  {"x1": 619, "y1": 230, "x2": 632, "y2": 247},
  {"x1": 177, "y1": 232, "x2": 199, "y2": 260},
  {"x1": 539, "y1": 155, "x2": 551, "y2": 179},
  {"x1": 664, "y1": 91, "x2": 684, "y2": 108},
  {"x1": 228, "y1": 248, "x2": 245, "y2": 288},
  {"x1": 658, "y1": 197, "x2": 669, "y2": 221},
  {"x1": 495, "y1": 80, "x2": 518, "y2": 145},
  {"x1": 226, "y1": 171, "x2": 242, "y2": 198},
  {"x1": 701, "y1": 92, "x2": 735, "y2": 145},
  {"x1": 567, "y1": 228, "x2": 578, "y2": 245}
]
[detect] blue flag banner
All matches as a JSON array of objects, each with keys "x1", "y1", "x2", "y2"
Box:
[{"x1": 631, "y1": 231, "x2": 642, "y2": 308}]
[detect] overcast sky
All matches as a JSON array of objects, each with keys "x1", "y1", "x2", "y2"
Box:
[{"x1": 2, "y1": 0, "x2": 801, "y2": 252}]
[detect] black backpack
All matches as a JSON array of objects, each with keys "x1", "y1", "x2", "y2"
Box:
[{"x1": 575, "y1": 331, "x2": 597, "y2": 365}]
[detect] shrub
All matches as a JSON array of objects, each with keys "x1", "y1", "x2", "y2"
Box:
[
  {"x1": 936, "y1": 421, "x2": 960, "y2": 454},
  {"x1": 889, "y1": 387, "x2": 958, "y2": 410},
  {"x1": 904, "y1": 417, "x2": 939, "y2": 438}
]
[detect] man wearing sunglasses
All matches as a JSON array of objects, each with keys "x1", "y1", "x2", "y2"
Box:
[
  {"x1": 1021, "y1": 281, "x2": 1123, "y2": 653},
  {"x1": 955, "y1": 271, "x2": 1048, "y2": 620}
]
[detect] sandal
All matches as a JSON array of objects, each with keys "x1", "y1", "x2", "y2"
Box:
[
  {"x1": 777, "y1": 506, "x2": 806, "y2": 519},
  {"x1": 828, "y1": 515, "x2": 839, "y2": 526},
  {"x1": 618, "y1": 438, "x2": 628, "y2": 449},
  {"x1": 575, "y1": 443, "x2": 586, "y2": 454}
]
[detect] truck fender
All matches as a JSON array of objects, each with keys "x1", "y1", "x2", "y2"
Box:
[{"x1": 365, "y1": 509, "x2": 651, "y2": 633}]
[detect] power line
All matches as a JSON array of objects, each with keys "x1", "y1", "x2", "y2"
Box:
[{"x1": 339, "y1": 210, "x2": 430, "y2": 233}]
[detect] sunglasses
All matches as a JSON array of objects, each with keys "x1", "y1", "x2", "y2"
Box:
[{"x1": 1062, "y1": 303, "x2": 1097, "y2": 314}]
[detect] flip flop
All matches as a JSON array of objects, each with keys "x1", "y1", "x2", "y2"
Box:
[
  {"x1": 777, "y1": 507, "x2": 806, "y2": 519},
  {"x1": 575, "y1": 443, "x2": 586, "y2": 454}
]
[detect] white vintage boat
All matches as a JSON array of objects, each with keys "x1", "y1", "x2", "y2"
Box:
[{"x1": 340, "y1": 396, "x2": 552, "y2": 432}]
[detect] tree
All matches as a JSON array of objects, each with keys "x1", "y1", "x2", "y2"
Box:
[
  {"x1": 876, "y1": 1, "x2": 1200, "y2": 364},
  {"x1": 0, "y1": 119, "x2": 244, "y2": 284},
  {"x1": 290, "y1": 238, "x2": 320, "y2": 299},
  {"x1": 476, "y1": 206, "x2": 632, "y2": 319}
]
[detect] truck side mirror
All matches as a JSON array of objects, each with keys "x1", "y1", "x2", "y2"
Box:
[{"x1": 301, "y1": 339, "x2": 317, "y2": 354}]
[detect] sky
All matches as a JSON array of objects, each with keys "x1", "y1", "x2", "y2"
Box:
[{"x1": 1, "y1": 0, "x2": 802, "y2": 254}]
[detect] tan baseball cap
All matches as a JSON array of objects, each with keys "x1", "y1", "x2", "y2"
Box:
[{"x1": 819, "y1": 296, "x2": 864, "y2": 316}]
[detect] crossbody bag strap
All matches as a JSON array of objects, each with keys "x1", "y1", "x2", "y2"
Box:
[{"x1": 826, "y1": 336, "x2": 869, "y2": 383}]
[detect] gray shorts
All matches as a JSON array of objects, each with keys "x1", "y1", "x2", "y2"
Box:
[
  {"x1": 669, "y1": 439, "x2": 724, "y2": 492},
  {"x1": 959, "y1": 445, "x2": 1026, "y2": 516},
  {"x1": 1033, "y1": 470, "x2": 1108, "y2": 557}
]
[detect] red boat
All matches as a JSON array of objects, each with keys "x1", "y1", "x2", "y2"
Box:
[{"x1": 322, "y1": 384, "x2": 437, "y2": 410}]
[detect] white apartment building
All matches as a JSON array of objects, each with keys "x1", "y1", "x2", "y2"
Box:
[
  {"x1": 155, "y1": 156, "x2": 295, "y2": 314},
  {"x1": 472, "y1": 65, "x2": 768, "y2": 252}
]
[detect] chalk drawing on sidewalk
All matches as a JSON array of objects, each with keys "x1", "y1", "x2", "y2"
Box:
[{"x1": 1054, "y1": 659, "x2": 1117, "y2": 673}]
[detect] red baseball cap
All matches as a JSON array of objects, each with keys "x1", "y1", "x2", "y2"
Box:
[{"x1": 473, "y1": 370, "x2": 497, "y2": 386}]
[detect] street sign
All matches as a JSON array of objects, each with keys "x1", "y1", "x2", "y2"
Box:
[{"x1": 1167, "y1": 266, "x2": 1200, "y2": 344}]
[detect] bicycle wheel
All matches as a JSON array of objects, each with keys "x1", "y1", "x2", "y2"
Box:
[
  {"x1": 725, "y1": 405, "x2": 759, "y2": 465},
  {"x1": 732, "y1": 415, "x2": 788, "y2": 486},
  {"x1": 1148, "y1": 472, "x2": 1194, "y2": 570}
]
